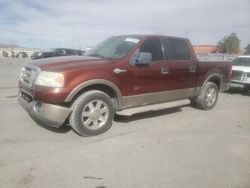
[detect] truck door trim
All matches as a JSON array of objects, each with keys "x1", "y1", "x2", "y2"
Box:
[{"x1": 121, "y1": 88, "x2": 195, "y2": 109}]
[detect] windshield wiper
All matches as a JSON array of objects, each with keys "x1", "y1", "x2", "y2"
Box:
[{"x1": 88, "y1": 53, "x2": 105, "y2": 58}]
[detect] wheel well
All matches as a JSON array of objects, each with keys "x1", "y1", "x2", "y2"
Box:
[
  {"x1": 208, "y1": 76, "x2": 220, "y2": 89},
  {"x1": 70, "y1": 84, "x2": 119, "y2": 109}
]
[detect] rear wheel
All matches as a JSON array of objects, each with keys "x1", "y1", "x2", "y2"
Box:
[
  {"x1": 191, "y1": 82, "x2": 219, "y2": 110},
  {"x1": 69, "y1": 90, "x2": 115, "y2": 136}
]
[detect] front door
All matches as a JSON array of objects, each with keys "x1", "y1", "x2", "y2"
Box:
[{"x1": 128, "y1": 38, "x2": 168, "y2": 95}]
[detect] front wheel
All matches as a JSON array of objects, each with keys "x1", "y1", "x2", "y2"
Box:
[
  {"x1": 191, "y1": 82, "x2": 219, "y2": 110},
  {"x1": 69, "y1": 90, "x2": 115, "y2": 136}
]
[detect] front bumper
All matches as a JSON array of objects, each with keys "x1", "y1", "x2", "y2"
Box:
[
  {"x1": 18, "y1": 90, "x2": 72, "y2": 127},
  {"x1": 230, "y1": 81, "x2": 250, "y2": 90}
]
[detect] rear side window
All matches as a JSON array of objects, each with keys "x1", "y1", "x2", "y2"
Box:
[
  {"x1": 166, "y1": 39, "x2": 191, "y2": 60},
  {"x1": 140, "y1": 38, "x2": 164, "y2": 62},
  {"x1": 57, "y1": 49, "x2": 66, "y2": 55},
  {"x1": 77, "y1": 50, "x2": 85, "y2": 55},
  {"x1": 65, "y1": 49, "x2": 75, "y2": 55}
]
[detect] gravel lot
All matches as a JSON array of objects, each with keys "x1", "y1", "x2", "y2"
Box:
[{"x1": 0, "y1": 57, "x2": 250, "y2": 188}]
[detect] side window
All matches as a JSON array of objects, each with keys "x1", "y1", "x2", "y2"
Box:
[
  {"x1": 115, "y1": 41, "x2": 135, "y2": 58},
  {"x1": 139, "y1": 38, "x2": 163, "y2": 62},
  {"x1": 65, "y1": 49, "x2": 75, "y2": 55},
  {"x1": 167, "y1": 39, "x2": 191, "y2": 60},
  {"x1": 57, "y1": 49, "x2": 66, "y2": 55}
]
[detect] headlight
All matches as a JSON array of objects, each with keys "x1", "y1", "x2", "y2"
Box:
[{"x1": 35, "y1": 71, "x2": 64, "y2": 87}]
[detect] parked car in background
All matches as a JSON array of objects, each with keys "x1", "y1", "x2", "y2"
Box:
[
  {"x1": 15, "y1": 52, "x2": 28, "y2": 58},
  {"x1": 2, "y1": 50, "x2": 8, "y2": 57},
  {"x1": 230, "y1": 56, "x2": 250, "y2": 91},
  {"x1": 31, "y1": 48, "x2": 85, "y2": 59}
]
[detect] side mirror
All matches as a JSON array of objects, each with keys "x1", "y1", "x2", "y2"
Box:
[{"x1": 134, "y1": 52, "x2": 152, "y2": 65}]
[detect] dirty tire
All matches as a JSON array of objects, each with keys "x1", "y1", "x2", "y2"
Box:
[
  {"x1": 69, "y1": 90, "x2": 115, "y2": 136},
  {"x1": 192, "y1": 82, "x2": 219, "y2": 110},
  {"x1": 189, "y1": 98, "x2": 197, "y2": 107}
]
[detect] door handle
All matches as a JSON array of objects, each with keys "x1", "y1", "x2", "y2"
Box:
[
  {"x1": 161, "y1": 67, "x2": 169, "y2": 75},
  {"x1": 113, "y1": 68, "x2": 127, "y2": 74},
  {"x1": 189, "y1": 65, "x2": 196, "y2": 73}
]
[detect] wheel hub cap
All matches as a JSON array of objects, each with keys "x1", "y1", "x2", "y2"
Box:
[
  {"x1": 205, "y1": 88, "x2": 216, "y2": 106},
  {"x1": 90, "y1": 110, "x2": 101, "y2": 121},
  {"x1": 81, "y1": 100, "x2": 109, "y2": 130}
]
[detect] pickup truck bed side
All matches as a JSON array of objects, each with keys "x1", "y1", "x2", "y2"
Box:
[{"x1": 194, "y1": 61, "x2": 232, "y2": 95}]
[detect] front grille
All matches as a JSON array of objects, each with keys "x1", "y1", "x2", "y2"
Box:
[
  {"x1": 231, "y1": 70, "x2": 243, "y2": 81},
  {"x1": 20, "y1": 65, "x2": 40, "y2": 88},
  {"x1": 20, "y1": 91, "x2": 33, "y2": 103}
]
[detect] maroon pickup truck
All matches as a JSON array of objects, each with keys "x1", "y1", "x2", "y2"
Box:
[{"x1": 18, "y1": 35, "x2": 232, "y2": 136}]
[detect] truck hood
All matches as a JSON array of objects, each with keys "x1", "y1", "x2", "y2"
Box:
[
  {"x1": 29, "y1": 55, "x2": 112, "y2": 72},
  {"x1": 232, "y1": 66, "x2": 250, "y2": 73}
]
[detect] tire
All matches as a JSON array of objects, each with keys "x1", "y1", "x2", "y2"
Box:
[
  {"x1": 189, "y1": 97, "x2": 197, "y2": 107},
  {"x1": 192, "y1": 82, "x2": 219, "y2": 110},
  {"x1": 69, "y1": 90, "x2": 115, "y2": 136},
  {"x1": 243, "y1": 86, "x2": 250, "y2": 93}
]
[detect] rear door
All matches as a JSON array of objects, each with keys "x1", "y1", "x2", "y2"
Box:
[{"x1": 162, "y1": 38, "x2": 197, "y2": 92}]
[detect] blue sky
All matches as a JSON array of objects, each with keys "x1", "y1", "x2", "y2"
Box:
[{"x1": 0, "y1": 0, "x2": 249, "y2": 49}]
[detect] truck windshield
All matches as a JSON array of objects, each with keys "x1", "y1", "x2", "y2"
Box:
[
  {"x1": 85, "y1": 36, "x2": 140, "y2": 59},
  {"x1": 232, "y1": 57, "x2": 250, "y2": 67}
]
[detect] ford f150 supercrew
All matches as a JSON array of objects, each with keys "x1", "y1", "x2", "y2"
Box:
[{"x1": 18, "y1": 35, "x2": 232, "y2": 136}]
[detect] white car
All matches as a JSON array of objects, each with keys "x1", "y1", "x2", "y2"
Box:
[{"x1": 230, "y1": 56, "x2": 250, "y2": 91}]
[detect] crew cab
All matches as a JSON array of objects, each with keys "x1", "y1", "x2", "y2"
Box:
[
  {"x1": 18, "y1": 35, "x2": 232, "y2": 136},
  {"x1": 230, "y1": 56, "x2": 250, "y2": 91}
]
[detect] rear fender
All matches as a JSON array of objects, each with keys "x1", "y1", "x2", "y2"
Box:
[{"x1": 194, "y1": 73, "x2": 222, "y2": 96}]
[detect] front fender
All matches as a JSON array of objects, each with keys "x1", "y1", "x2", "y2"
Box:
[{"x1": 65, "y1": 79, "x2": 123, "y2": 108}]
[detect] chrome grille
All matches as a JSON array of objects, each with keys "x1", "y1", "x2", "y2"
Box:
[
  {"x1": 231, "y1": 70, "x2": 243, "y2": 81},
  {"x1": 20, "y1": 65, "x2": 40, "y2": 88}
]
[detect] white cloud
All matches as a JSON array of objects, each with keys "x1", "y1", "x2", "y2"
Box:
[{"x1": 1, "y1": 0, "x2": 249, "y2": 49}]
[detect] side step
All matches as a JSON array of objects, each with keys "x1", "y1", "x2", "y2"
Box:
[{"x1": 116, "y1": 99, "x2": 190, "y2": 116}]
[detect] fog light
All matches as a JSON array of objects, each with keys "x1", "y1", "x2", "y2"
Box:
[{"x1": 34, "y1": 102, "x2": 43, "y2": 113}]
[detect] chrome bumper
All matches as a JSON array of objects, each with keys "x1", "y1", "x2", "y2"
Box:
[
  {"x1": 18, "y1": 92, "x2": 71, "y2": 127},
  {"x1": 230, "y1": 81, "x2": 250, "y2": 89},
  {"x1": 221, "y1": 82, "x2": 230, "y2": 91}
]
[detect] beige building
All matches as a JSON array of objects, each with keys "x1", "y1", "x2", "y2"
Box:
[
  {"x1": 193, "y1": 45, "x2": 244, "y2": 55},
  {"x1": 193, "y1": 45, "x2": 218, "y2": 54}
]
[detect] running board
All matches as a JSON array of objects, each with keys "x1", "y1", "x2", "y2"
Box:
[{"x1": 116, "y1": 99, "x2": 190, "y2": 116}]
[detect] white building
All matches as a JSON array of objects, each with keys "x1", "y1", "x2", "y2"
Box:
[{"x1": 0, "y1": 47, "x2": 41, "y2": 58}]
